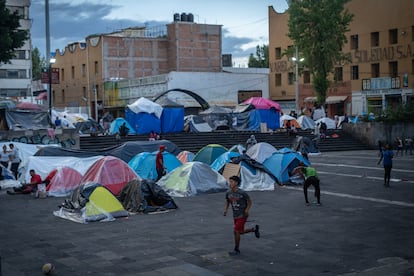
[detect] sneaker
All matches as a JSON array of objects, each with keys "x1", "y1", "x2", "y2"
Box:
[
  {"x1": 254, "y1": 225, "x2": 260, "y2": 238},
  {"x1": 228, "y1": 249, "x2": 240, "y2": 256}
]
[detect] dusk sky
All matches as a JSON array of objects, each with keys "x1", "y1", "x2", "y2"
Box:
[{"x1": 30, "y1": 0, "x2": 289, "y2": 67}]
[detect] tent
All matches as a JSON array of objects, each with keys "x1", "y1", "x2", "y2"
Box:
[
  {"x1": 199, "y1": 105, "x2": 233, "y2": 130},
  {"x1": 80, "y1": 156, "x2": 139, "y2": 196},
  {"x1": 46, "y1": 167, "x2": 83, "y2": 197},
  {"x1": 297, "y1": 115, "x2": 315, "y2": 130},
  {"x1": 210, "y1": 151, "x2": 240, "y2": 172},
  {"x1": 246, "y1": 142, "x2": 278, "y2": 163},
  {"x1": 128, "y1": 151, "x2": 182, "y2": 180},
  {"x1": 6, "y1": 110, "x2": 50, "y2": 130},
  {"x1": 315, "y1": 117, "x2": 336, "y2": 129},
  {"x1": 177, "y1": 150, "x2": 194, "y2": 163},
  {"x1": 109, "y1": 117, "x2": 136, "y2": 135},
  {"x1": 193, "y1": 144, "x2": 228, "y2": 165},
  {"x1": 157, "y1": 161, "x2": 228, "y2": 197},
  {"x1": 280, "y1": 115, "x2": 301, "y2": 129},
  {"x1": 159, "y1": 101, "x2": 184, "y2": 133},
  {"x1": 231, "y1": 105, "x2": 262, "y2": 131},
  {"x1": 54, "y1": 183, "x2": 128, "y2": 223},
  {"x1": 184, "y1": 115, "x2": 212, "y2": 132},
  {"x1": 241, "y1": 98, "x2": 282, "y2": 130},
  {"x1": 263, "y1": 148, "x2": 311, "y2": 184},
  {"x1": 117, "y1": 179, "x2": 178, "y2": 213},
  {"x1": 75, "y1": 119, "x2": 103, "y2": 135},
  {"x1": 242, "y1": 97, "x2": 281, "y2": 111},
  {"x1": 125, "y1": 97, "x2": 163, "y2": 134}
]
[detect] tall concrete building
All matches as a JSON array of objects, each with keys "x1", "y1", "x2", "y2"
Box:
[
  {"x1": 0, "y1": 0, "x2": 31, "y2": 97},
  {"x1": 51, "y1": 15, "x2": 222, "y2": 119},
  {"x1": 269, "y1": 0, "x2": 414, "y2": 117}
]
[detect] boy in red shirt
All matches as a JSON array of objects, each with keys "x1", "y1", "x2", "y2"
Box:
[{"x1": 9, "y1": 169, "x2": 42, "y2": 194}]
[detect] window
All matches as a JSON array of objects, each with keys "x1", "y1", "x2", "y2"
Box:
[
  {"x1": 83, "y1": 86, "x2": 86, "y2": 98},
  {"x1": 412, "y1": 26, "x2": 414, "y2": 42},
  {"x1": 14, "y1": 50, "x2": 26, "y2": 59},
  {"x1": 287, "y1": 45, "x2": 294, "y2": 59},
  {"x1": 334, "y1": 67, "x2": 343, "y2": 81},
  {"x1": 62, "y1": 89, "x2": 65, "y2": 103},
  {"x1": 351, "y1": 65, "x2": 359, "y2": 80},
  {"x1": 389, "y1": 29, "x2": 398, "y2": 44},
  {"x1": 350, "y1": 34, "x2": 358, "y2": 50},
  {"x1": 61, "y1": 68, "x2": 65, "y2": 81},
  {"x1": 94, "y1": 61, "x2": 99, "y2": 74},
  {"x1": 275, "y1": 74, "x2": 282, "y2": 86},
  {"x1": 71, "y1": 66, "x2": 75, "y2": 79},
  {"x1": 275, "y1": 48, "x2": 282, "y2": 60},
  {"x1": 0, "y1": 69, "x2": 27, "y2": 79},
  {"x1": 82, "y1": 64, "x2": 86, "y2": 77},
  {"x1": 371, "y1": 63, "x2": 380, "y2": 78},
  {"x1": 288, "y1": 72, "x2": 294, "y2": 85},
  {"x1": 303, "y1": 71, "x2": 310, "y2": 84},
  {"x1": 371, "y1": 32, "x2": 379, "y2": 47},
  {"x1": 389, "y1": 61, "x2": 398, "y2": 77}
]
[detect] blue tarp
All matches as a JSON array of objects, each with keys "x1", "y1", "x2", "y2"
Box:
[
  {"x1": 109, "y1": 117, "x2": 136, "y2": 135},
  {"x1": 128, "y1": 151, "x2": 182, "y2": 180},
  {"x1": 257, "y1": 109, "x2": 280, "y2": 130},
  {"x1": 210, "y1": 151, "x2": 240, "y2": 172},
  {"x1": 161, "y1": 107, "x2": 184, "y2": 133},
  {"x1": 263, "y1": 147, "x2": 310, "y2": 184},
  {"x1": 125, "y1": 108, "x2": 161, "y2": 134}
]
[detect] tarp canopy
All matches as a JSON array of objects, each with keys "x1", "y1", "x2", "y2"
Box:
[
  {"x1": 326, "y1": 96, "x2": 347, "y2": 104},
  {"x1": 315, "y1": 117, "x2": 336, "y2": 129},
  {"x1": 231, "y1": 109, "x2": 262, "y2": 131},
  {"x1": 128, "y1": 151, "x2": 182, "y2": 180},
  {"x1": 157, "y1": 161, "x2": 228, "y2": 197},
  {"x1": 184, "y1": 115, "x2": 213, "y2": 133},
  {"x1": 75, "y1": 119, "x2": 103, "y2": 135},
  {"x1": 80, "y1": 156, "x2": 139, "y2": 196},
  {"x1": 193, "y1": 144, "x2": 228, "y2": 165},
  {"x1": 54, "y1": 183, "x2": 128, "y2": 223},
  {"x1": 117, "y1": 179, "x2": 178, "y2": 213},
  {"x1": 263, "y1": 148, "x2": 311, "y2": 184},
  {"x1": 257, "y1": 109, "x2": 280, "y2": 130},
  {"x1": 199, "y1": 105, "x2": 232, "y2": 130},
  {"x1": 46, "y1": 167, "x2": 83, "y2": 197},
  {"x1": 125, "y1": 108, "x2": 161, "y2": 134},
  {"x1": 109, "y1": 117, "x2": 136, "y2": 135},
  {"x1": 297, "y1": 115, "x2": 315, "y2": 130},
  {"x1": 6, "y1": 110, "x2": 50, "y2": 130},
  {"x1": 16, "y1": 102, "x2": 42, "y2": 110},
  {"x1": 242, "y1": 97, "x2": 281, "y2": 111},
  {"x1": 127, "y1": 97, "x2": 163, "y2": 118},
  {"x1": 161, "y1": 106, "x2": 184, "y2": 133}
]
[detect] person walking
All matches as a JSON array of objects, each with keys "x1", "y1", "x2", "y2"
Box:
[
  {"x1": 223, "y1": 175, "x2": 260, "y2": 256},
  {"x1": 155, "y1": 145, "x2": 166, "y2": 181},
  {"x1": 377, "y1": 143, "x2": 394, "y2": 187},
  {"x1": 292, "y1": 162, "x2": 321, "y2": 206}
]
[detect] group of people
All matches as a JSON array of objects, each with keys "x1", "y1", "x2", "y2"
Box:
[
  {"x1": 395, "y1": 137, "x2": 413, "y2": 156},
  {"x1": 0, "y1": 143, "x2": 21, "y2": 179}
]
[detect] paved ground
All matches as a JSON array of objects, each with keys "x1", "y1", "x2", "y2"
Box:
[{"x1": 0, "y1": 150, "x2": 413, "y2": 276}]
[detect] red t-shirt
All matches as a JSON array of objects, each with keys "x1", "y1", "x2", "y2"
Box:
[
  {"x1": 30, "y1": 174, "x2": 42, "y2": 186},
  {"x1": 156, "y1": 151, "x2": 164, "y2": 169}
]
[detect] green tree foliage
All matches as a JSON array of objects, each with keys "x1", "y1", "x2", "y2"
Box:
[
  {"x1": 0, "y1": 0, "x2": 28, "y2": 64},
  {"x1": 32, "y1": 47, "x2": 46, "y2": 80},
  {"x1": 248, "y1": 44, "x2": 269, "y2": 68},
  {"x1": 287, "y1": 0, "x2": 353, "y2": 104}
]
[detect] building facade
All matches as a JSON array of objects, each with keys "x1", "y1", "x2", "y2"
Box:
[
  {"x1": 269, "y1": 0, "x2": 414, "y2": 117},
  {"x1": 52, "y1": 17, "x2": 222, "y2": 119},
  {"x1": 0, "y1": 0, "x2": 31, "y2": 98}
]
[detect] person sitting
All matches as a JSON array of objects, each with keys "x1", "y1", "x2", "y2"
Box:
[
  {"x1": 8, "y1": 169, "x2": 42, "y2": 194},
  {"x1": 119, "y1": 122, "x2": 129, "y2": 137},
  {"x1": 90, "y1": 125, "x2": 98, "y2": 137},
  {"x1": 54, "y1": 116, "x2": 61, "y2": 128},
  {"x1": 149, "y1": 130, "x2": 158, "y2": 141},
  {"x1": 245, "y1": 135, "x2": 257, "y2": 150}
]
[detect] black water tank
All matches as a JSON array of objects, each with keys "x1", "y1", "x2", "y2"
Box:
[
  {"x1": 173, "y1": 13, "x2": 180, "y2": 22},
  {"x1": 181, "y1": 12, "x2": 188, "y2": 22},
  {"x1": 187, "y1": 13, "x2": 194, "y2": 22}
]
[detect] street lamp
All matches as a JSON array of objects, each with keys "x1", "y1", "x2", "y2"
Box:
[
  {"x1": 292, "y1": 46, "x2": 304, "y2": 114},
  {"x1": 48, "y1": 55, "x2": 56, "y2": 118}
]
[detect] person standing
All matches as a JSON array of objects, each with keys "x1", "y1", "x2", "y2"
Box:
[
  {"x1": 292, "y1": 162, "x2": 321, "y2": 206},
  {"x1": 8, "y1": 143, "x2": 20, "y2": 179},
  {"x1": 395, "y1": 137, "x2": 403, "y2": 156},
  {"x1": 0, "y1": 144, "x2": 10, "y2": 168},
  {"x1": 404, "y1": 137, "x2": 413, "y2": 155},
  {"x1": 223, "y1": 175, "x2": 260, "y2": 256},
  {"x1": 54, "y1": 116, "x2": 61, "y2": 128},
  {"x1": 155, "y1": 145, "x2": 166, "y2": 181},
  {"x1": 377, "y1": 143, "x2": 394, "y2": 187}
]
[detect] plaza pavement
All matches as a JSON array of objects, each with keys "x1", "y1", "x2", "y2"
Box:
[{"x1": 0, "y1": 150, "x2": 413, "y2": 276}]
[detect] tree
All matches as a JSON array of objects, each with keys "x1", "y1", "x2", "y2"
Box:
[
  {"x1": 287, "y1": 0, "x2": 353, "y2": 104},
  {"x1": 0, "y1": 0, "x2": 28, "y2": 64},
  {"x1": 248, "y1": 44, "x2": 269, "y2": 68},
  {"x1": 32, "y1": 47, "x2": 46, "y2": 80}
]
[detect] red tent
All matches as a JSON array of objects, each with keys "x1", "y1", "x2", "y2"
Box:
[
  {"x1": 80, "y1": 156, "x2": 138, "y2": 196},
  {"x1": 242, "y1": 97, "x2": 281, "y2": 111},
  {"x1": 16, "y1": 102, "x2": 42, "y2": 110},
  {"x1": 46, "y1": 167, "x2": 83, "y2": 197}
]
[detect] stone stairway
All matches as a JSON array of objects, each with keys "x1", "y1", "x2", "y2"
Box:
[{"x1": 79, "y1": 129, "x2": 372, "y2": 153}]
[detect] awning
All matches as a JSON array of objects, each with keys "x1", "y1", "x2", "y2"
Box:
[
  {"x1": 35, "y1": 92, "x2": 48, "y2": 100},
  {"x1": 325, "y1": 96, "x2": 347, "y2": 104},
  {"x1": 304, "y1": 97, "x2": 317, "y2": 103}
]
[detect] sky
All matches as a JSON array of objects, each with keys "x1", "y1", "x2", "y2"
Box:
[{"x1": 30, "y1": 0, "x2": 289, "y2": 67}]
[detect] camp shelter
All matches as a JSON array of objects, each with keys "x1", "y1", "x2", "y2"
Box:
[
  {"x1": 280, "y1": 115, "x2": 301, "y2": 129},
  {"x1": 109, "y1": 117, "x2": 136, "y2": 135},
  {"x1": 239, "y1": 164, "x2": 276, "y2": 191},
  {"x1": 75, "y1": 119, "x2": 104, "y2": 135},
  {"x1": 125, "y1": 97, "x2": 162, "y2": 134},
  {"x1": 263, "y1": 148, "x2": 311, "y2": 184},
  {"x1": 45, "y1": 167, "x2": 83, "y2": 197},
  {"x1": 231, "y1": 107, "x2": 262, "y2": 131},
  {"x1": 128, "y1": 151, "x2": 182, "y2": 180},
  {"x1": 177, "y1": 150, "x2": 194, "y2": 163},
  {"x1": 183, "y1": 115, "x2": 213, "y2": 132},
  {"x1": 81, "y1": 156, "x2": 139, "y2": 196},
  {"x1": 210, "y1": 151, "x2": 240, "y2": 172},
  {"x1": 6, "y1": 110, "x2": 50, "y2": 130},
  {"x1": 315, "y1": 117, "x2": 336, "y2": 129},
  {"x1": 199, "y1": 105, "x2": 233, "y2": 130},
  {"x1": 242, "y1": 97, "x2": 281, "y2": 130},
  {"x1": 246, "y1": 142, "x2": 278, "y2": 163},
  {"x1": 297, "y1": 115, "x2": 315, "y2": 130},
  {"x1": 242, "y1": 97, "x2": 281, "y2": 111},
  {"x1": 54, "y1": 183, "x2": 128, "y2": 223},
  {"x1": 157, "y1": 98, "x2": 184, "y2": 133},
  {"x1": 193, "y1": 144, "x2": 228, "y2": 165},
  {"x1": 117, "y1": 179, "x2": 178, "y2": 213},
  {"x1": 157, "y1": 161, "x2": 228, "y2": 197}
]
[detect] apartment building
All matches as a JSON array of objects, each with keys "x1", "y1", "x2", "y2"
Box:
[
  {"x1": 269, "y1": 0, "x2": 414, "y2": 117},
  {"x1": 0, "y1": 0, "x2": 31, "y2": 98}
]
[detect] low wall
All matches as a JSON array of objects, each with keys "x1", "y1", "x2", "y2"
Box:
[{"x1": 343, "y1": 122, "x2": 414, "y2": 148}]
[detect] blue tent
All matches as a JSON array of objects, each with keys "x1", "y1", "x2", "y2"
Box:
[
  {"x1": 263, "y1": 148, "x2": 310, "y2": 184},
  {"x1": 125, "y1": 108, "x2": 161, "y2": 134},
  {"x1": 109, "y1": 117, "x2": 136, "y2": 135},
  {"x1": 161, "y1": 107, "x2": 184, "y2": 133},
  {"x1": 210, "y1": 151, "x2": 240, "y2": 171},
  {"x1": 128, "y1": 151, "x2": 182, "y2": 180},
  {"x1": 257, "y1": 109, "x2": 280, "y2": 130}
]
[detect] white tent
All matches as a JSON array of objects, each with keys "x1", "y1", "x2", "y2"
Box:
[
  {"x1": 297, "y1": 115, "x2": 315, "y2": 130},
  {"x1": 246, "y1": 142, "x2": 277, "y2": 163},
  {"x1": 315, "y1": 117, "x2": 336, "y2": 129}
]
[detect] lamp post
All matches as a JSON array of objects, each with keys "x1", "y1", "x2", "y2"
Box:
[
  {"x1": 48, "y1": 55, "x2": 56, "y2": 118},
  {"x1": 292, "y1": 46, "x2": 304, "y2": 114}
]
